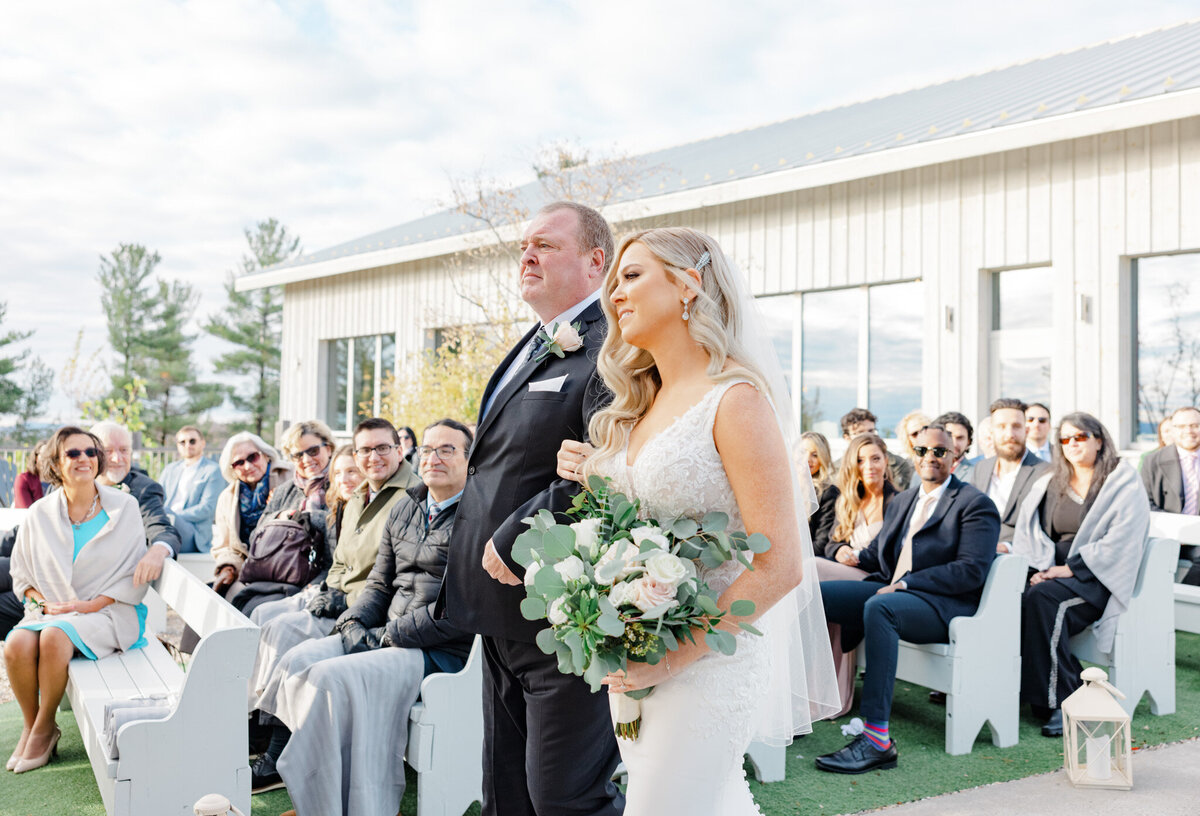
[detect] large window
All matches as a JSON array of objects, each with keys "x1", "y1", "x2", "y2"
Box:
[
  {"x1": 759, "y1": 280, "x2": 924, "y2": 439},
  {"x1": 1134, "y1": 254, "x2": 1200, "y2": 441},
  {"x1": 323, "y1": 334, "x2": 396, "y2": 433},
  {"x1": 987, "y1": 266, "x2": 1053, "y2": 406}
]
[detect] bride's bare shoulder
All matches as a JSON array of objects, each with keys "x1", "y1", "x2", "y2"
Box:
[{"x1": 713, "y1": 380, "x2": 773, "y2": 427}]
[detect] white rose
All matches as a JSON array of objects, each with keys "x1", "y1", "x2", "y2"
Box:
[
  {"x1": 629, "y1": 576, "x2": 679, "y2": 618},
  {"x1": 524, "y1": 561, "x2": 541, "y2": 588},
  {"x1": 554, "y1": 555, "x2": 585, "y2": 583},
  {"x1": 607, "y1": 580, "x2": 638, "y2": 608},
  {"x1": 644, "y1": 551, "x2": 688, "y2": 589},
  {"x1": 631, "y1": 525, "x2": 670, "y2": 551},
  {"x1": 595, "y1": 540, "x2": 640, "y2": 582},
  {"x1": 571, "y1": 518, "x2": 603, "y2": 559},
  {"x1": 547, "y1": 597, "x2": 569, "y2": 625},
  {"x1": 553, "y1": 322, "x2": 584, "y2": 352}
]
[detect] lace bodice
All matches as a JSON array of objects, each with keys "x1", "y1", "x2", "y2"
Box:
[{"x1": 595, "y1": 380, "x2": 750, "y2": 595}]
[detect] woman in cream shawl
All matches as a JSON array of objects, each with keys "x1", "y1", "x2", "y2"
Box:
[
  {"x1": 3, "y1": 426, "x2": 149, "y2": 774},
  {"x1": 1011, "y1": 412, "x2": 1150, "y2": 738}
]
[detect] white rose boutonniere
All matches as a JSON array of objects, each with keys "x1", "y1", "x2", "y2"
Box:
[{"x1": 533, "y1": 321, "x2": 586, "y2": 363}]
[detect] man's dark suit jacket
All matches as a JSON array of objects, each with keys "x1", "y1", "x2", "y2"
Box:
[
  {"x1": 1141, "y1": 446, "x2": 1189, "y2": 514},
  {"x1": 122, "y1": 467, "x2": 183, "y2": 556},
  {"x1": 440, "y1": 301, "x2": 610, "y2": 643},
  {"x1": 968, "y1": 450, "x2": 1049, "y2": 542},
  {"x1": 856, "y1": 475, "x2": 1001, "y2": 626}
]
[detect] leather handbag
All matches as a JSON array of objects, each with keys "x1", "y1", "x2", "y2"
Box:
[{"x1": 238, "y1": 518, "x2": 319, "y2": 586}]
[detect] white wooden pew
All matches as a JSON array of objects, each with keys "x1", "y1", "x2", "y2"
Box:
[
  {"x1": 1070, "y1": 536, "x2": 1179, "y2": 716},
  {"x1": 1149, "y1": 512, "x2": 1200, "y2": 633},
  {"x1": 856, "y1": 554, "x2": 1028, "y2": 755},
  {"x1": 406, "y1": 635, "x2": 485, "y2": 816},
  {"x1": 65, "y1": 558, "x2": 259, "y2": 816}
]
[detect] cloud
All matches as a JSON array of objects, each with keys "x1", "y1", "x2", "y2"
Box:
[{"x1": 0, "y1": 0, "x2": 1193, "y2": 422}]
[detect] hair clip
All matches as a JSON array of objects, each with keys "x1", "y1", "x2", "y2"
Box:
[{"x1": 694, "y1": 251, "x2": 711, "y2": 271}]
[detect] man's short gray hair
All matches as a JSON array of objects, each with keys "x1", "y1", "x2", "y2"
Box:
[{"x1": 90, "y1": 420, "x2": 132, "y2": 446}]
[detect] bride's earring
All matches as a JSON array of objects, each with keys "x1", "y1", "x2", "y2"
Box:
[{"x1": 682, "y1": 299, "x2": 690, "y2": 321}]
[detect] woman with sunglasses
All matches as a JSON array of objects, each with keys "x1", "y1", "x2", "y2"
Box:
[
  {"x1": 211, "y1": 432, "x2": 293, "y2": 598},
  {"x1": 4, "y1": 426, "x2": 150, "y2": 773},
  {"x1": 396, "y1": 426, "x2": 418, "y2": 467},
  {"x1": 226, "y1": 420, "x2": 336, "y2": 615},
  {"x1": 1011, "y1": 412, "x2": 1150, "y2": 737}
]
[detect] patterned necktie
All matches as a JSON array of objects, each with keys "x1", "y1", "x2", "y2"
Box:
[
  {"x1": 893, "y1": 492, "x2": 936, "y2": 584},
  {"x1": 1183, "y1": 453, "x2": 1199, "y2": 516},
  {"x1": 525, "y1": 331, "x2": 548, "y2": 363},
  {"x1": 427, "y1": 502, "x2": 440, "y2": 525}
]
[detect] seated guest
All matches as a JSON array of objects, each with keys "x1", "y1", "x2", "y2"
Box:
[
  {"x1": 1157, "y1": 416, "x2": 1175, "y2": 448},
  {"x1": 895, "y1": 411, "x2": 932, "y2": 490},
  {"x1": 159, "y1": 426, "x2": 226, "y2": 553},
  {"x1": 226, "y1": 420, "x2": 336, "y2": 615},
  {"x1": 91, "y1": 421, "x2": 182, "y2": 584},
  {"x1": 1141, "y1": 406, "x2": 1200, "y2": 585},
  {"x1": 210, "y1": 432, "x2": 293, "y2": 597},
  {"x1": 3, "y1": 426, "x2": 150, "y2": 773},
  {"x1": 1025, "y1": 402, "x2": 1053, "y2": 462},
  {"x1": 397, "y1": 425, "x2": 418, "y2": 468},
  {"x1": 803, "y1": 432, "x2": 836, "y2": 543},
  {"x1": 324, "y1": 444, "x2": 367, "y2": 546},
  {"x1": 838, "y1": 407, "x2": 914, "y2": 489},
  {"x1": 13, "y1": 441, "x2": 46, "y2": 508},
  {"x1": 247, "y1": 417, "x2": 421, "y2": 791},
  {"x1": 934, "y1": 411, "x2": 975, "y2": 482},
  {"x1": 816, "y1": 425, "x2": 1000, "y2": 773},
  {"x1": 814, "y1": 432, "x2": 899, "y2": 717},
  {"x1": 968, "y1": 398, "x2": 1049, "y2": 549},
  {"x1": 1012, "y1": 412, "x2": 1150, "y2": 736},
  {"x1": 256, "y1": 420, "x2": 474, "y2": 815}
]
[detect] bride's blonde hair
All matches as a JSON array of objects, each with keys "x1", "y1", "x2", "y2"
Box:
[{"x1": 586, "y1": 227, "x2": 772, "y2": 474}]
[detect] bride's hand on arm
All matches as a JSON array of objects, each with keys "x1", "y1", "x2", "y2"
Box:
[
  {"x1": 713, "y1": 383, "x2": 804, "y2": 627},
  {"x1": 556, "y1": 440, "x2": 596, "y2": 484}
]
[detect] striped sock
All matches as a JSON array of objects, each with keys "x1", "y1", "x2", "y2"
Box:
[{"x1": 863, "y1": 719, "x2": 891, "y2": 749}]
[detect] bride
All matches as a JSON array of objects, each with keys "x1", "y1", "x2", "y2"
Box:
[{"x1": 556, "y1": 227, "x2": 839, "y2": 814}]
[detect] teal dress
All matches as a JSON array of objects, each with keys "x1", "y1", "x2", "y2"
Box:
[{"x1": 9, "y1": 510, "x2": 148, "y2": 659}]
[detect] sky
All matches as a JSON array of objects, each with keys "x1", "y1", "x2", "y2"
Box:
[{"x1": 1, "y1": 0, "x2": 1195, "y2": 424}]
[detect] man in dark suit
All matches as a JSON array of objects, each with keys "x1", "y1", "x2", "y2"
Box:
[
  {"x1": 438, "y1": 201, "x2": 623, "y2": 816},
  {"x1": 1142, "y1": 405, "x2": 1200, "y2": 584},
  {"x1": 816, "y1": 425, "x2": 1000, "y2": 774},
  {"x1": 91, "y1": 421, "x2": 183, "y2": 585},
  {"x1": 969, "y1": 398, "x2": 1049, "y2": 549}
]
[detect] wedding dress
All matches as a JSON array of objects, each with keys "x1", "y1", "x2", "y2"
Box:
[{"x1": 594, "y1": 378, "x2": 773, "y2": 815}]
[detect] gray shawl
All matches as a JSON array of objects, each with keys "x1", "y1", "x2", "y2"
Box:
[
  {"x1": 1011, "y1": 461, "x2": 1150, "y2": 653},
  {"x1": 11, "y1": 485, "x2": 150, "y2": 657}
]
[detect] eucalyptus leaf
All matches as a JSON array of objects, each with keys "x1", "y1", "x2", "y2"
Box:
[
  {"x1": 705, "y1": 629, "x2": 737, "y2": 656},
  {"x1": 583, "y1": 657, "x2": 607, "y2": 691},
  {"x1": 746, "y1": 532, "x2": 771, "y2": 554},
  {"x1": 671, "y1": 517, "x2": 699, "y2": 538},
  {"x1": 700, "y1": 546, "x2": 724, "y2": 569},
  {"x1": 535, "y1": 627, "x2": 559, "y2": 655},
  {"x1": 543, "y1": 526, "x2": 576, "y2": 559},
  {"x1": 676, "y1": 538, "x2": 703, "y2": 559},
  {"x1": 597, "y1": 613, "x2": 625, "y2": 637},
  {"x1": 729, "y1": 599, "x2": 756, "y2": 617},
  {"x1": 624, "y1": 687, "x2": 654, "y2": 701},
  {"x1": 520, "y1": 597, "x2": 548, "y2": 620},
  {"x1": 556, "y1": 644, "x2": 577, "y2": 675},
  {"x1": 564, "y1": 630, "x2": 586, "y2": 668},
  {"x1": 616, "y1": 501, "x2": 638, "y2": 529},
  {"x1": 701, "y1": 511, "x2": 729, "y2": 532},
  {"x1": 533, "y1": 565, "x2": 566, "y2": 598},
  {"x1": 511, "y1": 529, "x2": 542, "y2": 567},
  {"x1": 738, "y1": 622, "x2": 763, "y2": 636},
  {"x1": 597, "y1": 594, "x2": 618, "y2": 618},
  {"x1": 694, "y1": 593, "x2": 720, "y2": 616},
  {"x1": 658, "y1": 627, "x2": 678, "y2": 651},
  {"x1": 587, "y1": 474, "x2": 608, "y2": 493}
]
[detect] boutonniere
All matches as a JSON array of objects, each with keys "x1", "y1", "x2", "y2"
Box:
[
  {"x1": 116, "y1": 482, "x2": 131, "y2": 494},
  {"x1": 533, "y1": 321, "x2": 585, "y2": 363}
]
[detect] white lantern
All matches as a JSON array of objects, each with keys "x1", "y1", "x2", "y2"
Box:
[{"x1": 1060, "y1": 667, "x2": 1133, "y2": 790}]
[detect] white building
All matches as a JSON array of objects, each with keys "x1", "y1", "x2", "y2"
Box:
[{"x1": 239, "y1": 21, "x2": 1200, "y2": 447}]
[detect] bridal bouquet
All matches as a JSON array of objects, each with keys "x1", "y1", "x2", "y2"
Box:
[{"x1": 512, "y1": 474, "x2": 769, "y2": 739}]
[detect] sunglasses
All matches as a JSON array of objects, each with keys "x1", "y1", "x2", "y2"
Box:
[
  {"x1": 912, "y1": 445, "x2": 951, "y2": 459},
  {"x1": 64, "y1": 448, "x2": 100, "y2": 460},
  {"x1": 289, "y1": 444, "x2": 327, "y2": 462},
  {"x1": 230, "y1": 451, "x2": 262, "y2": 469},
  {"x1": 1027, "y1": 416, "x2": 1049, "y2": 424},
  {"x1": 1060, "y1": 432, "x2": 1093, "y2": 445},
  {"x1": 177, "y1": 437, "x2": 200, "y2": 445}
]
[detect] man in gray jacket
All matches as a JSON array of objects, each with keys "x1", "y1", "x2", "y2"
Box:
[{"x1": 969, "y1": 398, "x2": 1050, "y2": 548}]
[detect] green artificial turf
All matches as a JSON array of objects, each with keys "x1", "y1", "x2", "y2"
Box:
[{"x1": 2, "y1": 633, "x2": 1196, "y2": 816}]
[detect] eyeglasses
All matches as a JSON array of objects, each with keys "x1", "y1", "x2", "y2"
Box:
[
  {"x1": 418, "y1": 445, "x2": 460, "y2": 461},
  {"x1": 354, "y1": 443, "x2": 398, "y2": 459},
  {"x1": 1174, "y1": 422, "x2": 1200, "y2": 431},
  {"x1": 912, "y1": 446, "x2": 951, "y2": 459},
  {"x1": 230, "y1": 451, "x2": 262, "y2": 469},
  {"x1": 1060, "y1": 432, "x2": 1093, "y2": 445},
  {"x1": 176, "y1": 438, "x2": 200, "y2": 445},
  {"x1": 289, "y1": 444, "x2": 327, "y2": 462},
  {"x1": 1027, "y1": 416, "x2": 1049, "y2": 424},
  {"x1": 65, "y1": 448, "x2": 100, "y2": 460}
]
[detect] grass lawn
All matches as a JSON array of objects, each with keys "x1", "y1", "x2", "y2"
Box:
[{"x1": 1, "y1": 632, "x2": 1196, "y2": 816}]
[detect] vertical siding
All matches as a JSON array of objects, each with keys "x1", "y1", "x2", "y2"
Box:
[{"x1": 280, "y1": 115, "x2": 1200, "y2": 443}]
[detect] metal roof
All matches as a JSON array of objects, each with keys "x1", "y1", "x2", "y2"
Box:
[{"x1": 265, "y1": 19, "x2": 1200, "y2": 275}]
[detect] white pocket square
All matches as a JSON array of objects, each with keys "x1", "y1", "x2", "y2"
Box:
[{"x1": 528, "y1": 375, "x2": 567, "y2": 393}]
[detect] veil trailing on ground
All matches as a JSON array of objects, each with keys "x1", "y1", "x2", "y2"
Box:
[{"x1": 725, "y1": 263, "x2": 842, "y2": 745}]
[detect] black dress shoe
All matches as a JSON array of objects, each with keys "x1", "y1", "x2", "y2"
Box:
[
  {"x1": 814, "y1": 734, "x2": 898, "y2": 774},
  {"x1": 928, "y1": 691, "x2": 947, "y2": 705},
  {"x1": 1041, "y1": 709, "x2": 1063, "y2": 737},
  {"x1": 251, "y1": 754, "x2": 286, "y2": 793}
]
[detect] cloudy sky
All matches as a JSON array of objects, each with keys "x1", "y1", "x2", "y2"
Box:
[{"x1": 1, "y1": 0, "x2": 1194, "y2": 422}]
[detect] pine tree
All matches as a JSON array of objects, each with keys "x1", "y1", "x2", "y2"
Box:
[
  {"x1": 0, "y1": 301, "x2": 34, "y2": 415},
  {"x1": 205, "y1": 218, "x2": 299, "y2": 436},
  {"x1": 97, "y1": 244, "x2": 159, "y2": 391}
]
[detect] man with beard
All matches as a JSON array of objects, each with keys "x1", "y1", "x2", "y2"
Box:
[{"x1": 970, "y1": 398, "x2": 1050, "y2": 550}]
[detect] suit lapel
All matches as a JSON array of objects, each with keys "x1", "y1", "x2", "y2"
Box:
[
  {"x1": 1004, "y1": 452, "x2": 1041, "y2": 519},
  {"x1": 918, "y1": 477, "x2": 958, "y2": 535},
  {"x1": 474, "y1": 322, "x2": 541, "y2": 439},
  {"x1": 1163, "y1": 448, "x2": 1184, "y2": 506},
  {"x1": 970, "y1": 457, "x2": 994, "y2": 492}
]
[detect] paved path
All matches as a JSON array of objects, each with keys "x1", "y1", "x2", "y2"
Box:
[{"x1": 871, "y1": 738, "x2": 1200, "y2": 815}]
